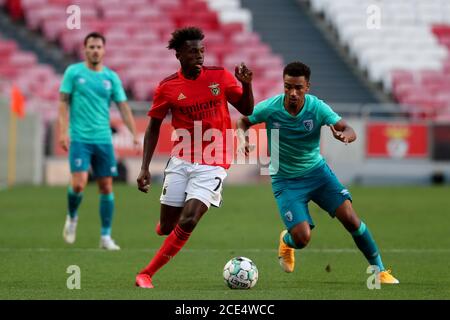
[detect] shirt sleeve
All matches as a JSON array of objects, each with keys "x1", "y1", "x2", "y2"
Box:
[
  {"x1": 316, "y1": 98, "x2": 341, "y2": 126},
  {"x1": 59, "y1": 65, "x2": 75, "y2": 94},
  {"x1": 111, "y1": 72, "x2": 127, "y2": 103},
  {"x1": 148, "y1": 84, "x2": 170, "y2": 119},
  {"x1": 223, "y1": 69, "x2": 243, "y2": 105},
  {"x1": 248, "y1": 100, "x2": 269, "y2": 124}
]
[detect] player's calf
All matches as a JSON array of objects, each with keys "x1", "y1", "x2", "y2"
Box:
[
  {"x1": 290, "y1": 231, "x2": 310, "y2": 249},
  {"x1": 155, "y1": 222, "x2": 175, "y2": 236},
  {"x1": 155, "y1": 222, "x2": 164, "y2": 235}
]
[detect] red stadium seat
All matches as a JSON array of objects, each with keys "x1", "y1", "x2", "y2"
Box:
[
  {"x1": 25, "y1": 6, "x2": 65, "y2": 30},
  {"x1": 20, "y1": 0, "x2": 47, "y2": 11},
  {"x1": 132, "y1": 79, "x2": 161, "y2": 101},
  {"x1": 9, "y1": 52, "x2": 38, "y2": 68},
  {"x1": 0, "y1": 39, "x2": 18, "y2": 59},
  {"x1": 0, "y1": 65, "x2": 19, "y2": 78},
  {"x1": 133, "y1": 6, "x2": 161, "y2": 21},
  {"x1": 12, "y1": 0, "x2": 286, "y2": 107},
  {"x1": 221, "y1": 23, "x2": 245, "y2": 40}
]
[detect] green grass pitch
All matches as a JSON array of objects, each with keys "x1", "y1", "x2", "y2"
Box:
[{"x1": 0, "y1": 184, "x2": 449, "y2": 299}]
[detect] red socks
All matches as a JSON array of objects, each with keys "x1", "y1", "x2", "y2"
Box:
[{"x1": 141, "y1": 224, "x2": 191, "y2": 277}]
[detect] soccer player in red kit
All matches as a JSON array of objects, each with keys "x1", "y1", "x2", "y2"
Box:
[{"x1": 135, "y1": 27, "x2": 254, "y2": 288}]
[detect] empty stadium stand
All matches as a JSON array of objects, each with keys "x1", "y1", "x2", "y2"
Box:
[
  {"x1": 5, "y1": 0, "x2": 449, "y2": 120},
  {"x1": 241, "y1": 0, "x2": 379, "y2": 103},
  {"x1": 309, "y1": 0, "x2": 450, "y2": 120},
  {"x1": 0, "y1": 35, "x2": 62, "y2": 120},
  {"x1": 0, "y1": 0, "x2": 285, "y2": 110}
]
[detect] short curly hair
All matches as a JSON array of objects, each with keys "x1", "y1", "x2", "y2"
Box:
[
  {"x1": 167, "y1": 27, "x2": 205, "y2": 51},
  {"x1": 283, "y1": 61, "x2": 311, "y2": 81}
]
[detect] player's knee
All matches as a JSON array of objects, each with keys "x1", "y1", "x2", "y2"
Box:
[
  {"x1": 178, "y1": 214, "x2": 200, "y2": 232},
  {"x1": 178, "y1": 201, "x2": 207, "y2": 232},
  {"x1": 178, "y1": 218, "x2": 197, "y2": 232},
  {"x1": 99, "y1": 185, "x2": 113, "y2": 194},
  {"x1": 72, "y1": 184, "x2": 84, "y2": 193},
  {"x1": 99, "y1": 188, "x2": 113, "y2": 195},
  {"x1": 292, "y1": 231, "x2": 310, "y2": 249}
]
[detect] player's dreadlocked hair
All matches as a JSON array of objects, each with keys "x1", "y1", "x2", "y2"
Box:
[
  {"x1": 167, "y1": 27, "x2": 205, "y2": 52},
  {"x1": 283, "y1": 61, "x2": 311, "y2": 81}
]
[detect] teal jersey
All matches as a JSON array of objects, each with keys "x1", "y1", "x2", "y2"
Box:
[
  {"x1": 248, "y1": 94, "x2": 341, "y2": 178},
  {"x1": 59, "y1": 62, "x2": 127, "y2": 144}
]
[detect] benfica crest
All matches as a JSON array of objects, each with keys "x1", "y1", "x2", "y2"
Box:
[
  {"x1": 303, "y1": 119, "x2": 314, "y2": 131},
  {"x1": 208, "y1": 83, "x2": 220, "y2": 96}
]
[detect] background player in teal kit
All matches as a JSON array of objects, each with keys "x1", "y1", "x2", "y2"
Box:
[
  {"x1": 237, "y1": 61, "x2": 399, "y2": 284},
  {"x1": 58, "y1": 32, "x2": 139, "y2": 250}
]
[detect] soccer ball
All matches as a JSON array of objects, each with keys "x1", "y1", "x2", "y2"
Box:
[{"x1": 223, "y1": 256, "x2": 259, "y2": 289}]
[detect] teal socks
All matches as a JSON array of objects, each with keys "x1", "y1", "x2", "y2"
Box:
[
  {"x1": 351, "y1": 221, "x2": 385, "y2": 271},
  {"x1": 67, "y1": 186, "x2": 83, "y2": 219},
  {"x1": 283, "y1": 231, "x2": 306, "y2": 249},
  {"x1": 100, "y1": 193, "x2": 115, "y2": 236}
]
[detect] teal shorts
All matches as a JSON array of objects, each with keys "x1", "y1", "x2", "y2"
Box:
[
  {"x1": 69, "y1": 141, "x2": 118, "y2": 178},
  {"x1": 271, "y1": 163, "x2": 352, "y2": 231}
]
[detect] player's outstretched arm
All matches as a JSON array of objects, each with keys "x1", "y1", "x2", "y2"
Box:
[
  {"x1": 329, "y1": 119, "x2": 357, "y2": 144},
  {"x1": 117, "y1": 101, "x2": 139, "y2": 148},
  {"x1": 58, "y1": 93, "x2": 70, "y2": 152},
  {"x1": 233, "y1": 63, "x2": 254, "y2": 116},
  {"x1": 137, "y1": 117, "x2": 163, "y2": 193},
  {"x1": 236, "y1": 116, "x2": 256, "y2": 156}
]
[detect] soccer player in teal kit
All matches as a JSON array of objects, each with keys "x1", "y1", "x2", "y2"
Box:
[
  {"x1": 58, "y1": 32, "x2": 139, "y2": 250},
  {"x1": 237, "y1": 61, "x2": 399, "y2": 284}
]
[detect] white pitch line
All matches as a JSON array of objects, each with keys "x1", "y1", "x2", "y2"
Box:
[{"x1": 0, "y1": 248, "x2": 450, "y2": 253}]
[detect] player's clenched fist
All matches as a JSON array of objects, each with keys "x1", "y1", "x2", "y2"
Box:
[
  {"x1": 235, "y1": 62, "x2": 253, "y2": 84},
  {"x1": 137, "y1": 169, "x2": 151, "y2": 193}
]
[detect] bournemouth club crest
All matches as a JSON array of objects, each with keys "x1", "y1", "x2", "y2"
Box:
[
  {"x1": 103, "y1": 79, "x2": 112, "y2": 90},
  {"x1": 284, "y1": 211, "x2": 293, "y2": 222},
  {"x1": 208, "y1": 83, "x2": 220, "y2": 96},
  {"x1": 303, "y1": 119, "x2": 314, "y2": 131}
]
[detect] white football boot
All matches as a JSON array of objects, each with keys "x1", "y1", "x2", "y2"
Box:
[
  {"x1": 63, "y1": 215, "x2": 78, "y2": 244},
  {"x1": 100, "y1": 236, "x2": 121, "y2": 250}
]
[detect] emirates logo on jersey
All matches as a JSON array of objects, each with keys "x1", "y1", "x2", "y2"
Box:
[{"x1": 208, "y1": 83, "x2": 220, "y2": 96}]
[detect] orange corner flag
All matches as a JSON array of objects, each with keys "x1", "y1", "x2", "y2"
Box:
[{"x1": 10, "y1": 84, "x2": 25, "y2": 118}]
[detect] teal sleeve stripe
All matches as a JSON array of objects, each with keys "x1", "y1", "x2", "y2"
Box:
[{"x1": 351, "y1": 221, "x2": 367, "y2": 236}]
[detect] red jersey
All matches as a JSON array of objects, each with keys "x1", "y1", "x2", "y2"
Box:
[{"x1": 148, "y1": 66, "x2": 243, "y2": 169}]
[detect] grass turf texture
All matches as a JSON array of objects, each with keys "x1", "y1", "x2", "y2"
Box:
[{"x1": 0, "y1": 184, "x2": 449, "y2": 299}]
